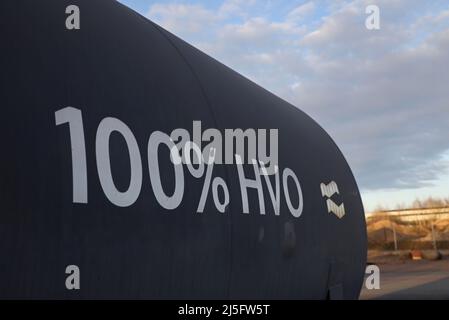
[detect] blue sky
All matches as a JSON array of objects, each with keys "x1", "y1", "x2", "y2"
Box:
[{"x1": 118, "y1": 0, "x2": 449, "y2": 212}]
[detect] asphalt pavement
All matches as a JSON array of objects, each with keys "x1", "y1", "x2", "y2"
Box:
[{"x1": 360, "y1": 258, "x2": 449, "y2": 299}]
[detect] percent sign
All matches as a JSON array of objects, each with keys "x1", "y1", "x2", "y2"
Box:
[{"x1": 184, "y1": 143, "x2": 229, "y2": 213}]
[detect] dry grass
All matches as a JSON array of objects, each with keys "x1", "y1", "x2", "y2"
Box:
[{"x1": 367, "y1": 216, "x2": 449, "y2": 248}]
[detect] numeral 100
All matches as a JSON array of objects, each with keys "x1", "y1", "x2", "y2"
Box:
[{"x1": 55, "y1": 107, "x2": 185, "y2": 209}]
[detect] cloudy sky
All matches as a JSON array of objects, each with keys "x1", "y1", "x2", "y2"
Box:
[{"x1": 119, "y1": 0, "x2": 449, "y2": 212}]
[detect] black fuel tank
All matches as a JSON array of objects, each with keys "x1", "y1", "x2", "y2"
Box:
[{"x1": 0, "y1": 0, "x2": 367, "y2": 299}]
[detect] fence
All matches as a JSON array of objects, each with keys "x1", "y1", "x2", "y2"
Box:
[{"x1": 366, "y1": 207, "x2": 449, "y2": 251}]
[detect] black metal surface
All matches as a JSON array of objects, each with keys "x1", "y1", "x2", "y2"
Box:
[{"x1": 0, "y1": 0, "x2": 367, "y2": 299}]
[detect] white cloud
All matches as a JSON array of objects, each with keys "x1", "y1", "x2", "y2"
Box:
[
  {"x1": 144, "y1": 0, "x2": 449, "y2": 201},
  {"x1": 287, "y1": 2, "x2": 315, "y2": 22},
  {"x1": 269, "y1": 5, "x2": 448, "y2": 193},
  {"x1": 148, "y1": 3, "x2": 219, "y2": 34},
  {"x1": 218, "y1": 0, "x2": 257, "y2": 18}
]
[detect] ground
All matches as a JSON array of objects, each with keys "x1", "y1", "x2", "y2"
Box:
[{"x1": 360, "y1": 255, "x2": 449, "y2": 299}]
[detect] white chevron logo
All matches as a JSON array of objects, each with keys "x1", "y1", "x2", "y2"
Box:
[
  {"x1": 320, "y1": 181, "x2": 339, "y2": 198},
  {"x1": 326, "y1": 199, "x2": 345, "y2": 219},
  {"x1": 320, "y1": 181, "x2": 345, "y2": 219}
]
